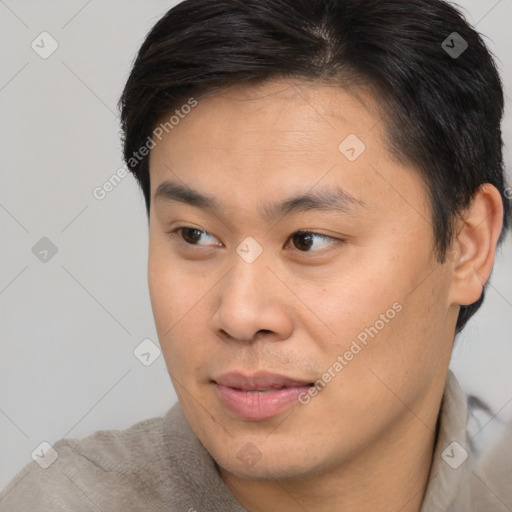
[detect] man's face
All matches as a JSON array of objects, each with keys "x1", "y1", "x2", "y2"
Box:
[{"x1": 148, "y1": 79, "x2": 457, "y2": 480}]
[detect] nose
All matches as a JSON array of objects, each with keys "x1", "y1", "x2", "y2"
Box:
[{"x1": 212, "y1": 255, "x2": 294, "y2": 343}]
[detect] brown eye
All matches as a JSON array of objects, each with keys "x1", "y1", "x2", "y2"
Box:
[
  {"x1": 181, "y1": 228, "x2": 203, "y2": 244},
  {"x1": 291, "y1": 232, "x2": 314, "y2": 251},
  {"x1": 289, "y1": 231, "x2": 335, "y2": 252}
]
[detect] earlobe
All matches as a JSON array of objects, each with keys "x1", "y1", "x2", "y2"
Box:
[{"x1": 448, "y1": 184, "x2": 504, "y2": 306}]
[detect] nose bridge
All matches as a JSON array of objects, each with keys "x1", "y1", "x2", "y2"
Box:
[
  {"x1": 224, "y1": 234, "x2": 270, "y2": 299},
  {"x1": 213, "y1": 246, "x2": 291, "y2": 342},
  {"x1": 223, "y1": 249, "x2": 270, "y2": 312}
]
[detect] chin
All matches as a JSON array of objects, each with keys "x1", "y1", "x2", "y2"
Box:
[
  {"x1": 219, "y1": 456, "x2": 314, "y2": 481},
  {"x1": 208, "y1": 437, "x2": 327, "y2": 481}
]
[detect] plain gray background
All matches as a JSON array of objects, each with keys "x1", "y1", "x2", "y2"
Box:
[{"x1": 1, "y1": 0, "x2": 511, "y2": 489}]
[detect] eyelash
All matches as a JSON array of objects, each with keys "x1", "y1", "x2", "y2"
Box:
[{"x1": 166, "y1": 226, "x2": 344, "y2": 255}]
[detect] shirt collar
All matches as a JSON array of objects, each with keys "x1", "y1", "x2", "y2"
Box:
[{"x1": 420, "y1": 369, "x2": 471, "y2": 511}]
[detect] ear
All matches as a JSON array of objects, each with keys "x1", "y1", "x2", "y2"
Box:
[{"x1": 448, "y1": 184, "x2": 504, "y2": 306}]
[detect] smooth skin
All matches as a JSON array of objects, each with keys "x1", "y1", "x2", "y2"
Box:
[{"x1": 147, "y1": 79, "x2": 503, "y2": 512}]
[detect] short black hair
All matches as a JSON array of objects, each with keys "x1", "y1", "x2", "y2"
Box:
[{"x1": 119, "y1": 0, "x2": 510, "y2": 333}]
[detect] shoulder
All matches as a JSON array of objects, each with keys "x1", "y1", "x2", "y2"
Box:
[
  {"x1": 466, "y1": 395, "x2": 512, "y2": 510},
  {"x1": 0, "y1": 410, "x2": 172, "y2": 512},
  {"x1": 1, "y1": 403, "x2": 246, "y2": 512}
]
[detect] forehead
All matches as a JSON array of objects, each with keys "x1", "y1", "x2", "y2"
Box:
[
  {"x1": 149, "y1": 80, "x2": 379, "y2": 171},
  {"x1": 163, "y1": 79, "x2": 383, "y2": 150},
  {"x1": 148, "y1": 79, "x2": 427, "y2": 223}
]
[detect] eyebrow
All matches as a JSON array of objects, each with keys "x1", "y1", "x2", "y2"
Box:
[{"x1": 154, "y1": 180, "x2": 366, "y2": 220}]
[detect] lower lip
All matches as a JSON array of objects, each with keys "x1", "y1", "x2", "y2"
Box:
[{"x1": 216, "y1": 383, "x2": 312, "y2": 420}]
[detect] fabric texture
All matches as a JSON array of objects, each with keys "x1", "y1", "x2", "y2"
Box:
[{"x1": 1, "y1": 370, "x2": 510, "y2": 511}]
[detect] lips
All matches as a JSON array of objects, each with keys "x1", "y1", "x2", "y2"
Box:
[
  {"x1": 214, "y1": 372, "x2": 313, "y2": 390},
  {"x1": 213, "y1": 372, "x2": 314, "y2": 420}
]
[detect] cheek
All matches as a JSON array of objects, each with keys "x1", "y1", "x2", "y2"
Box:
[
  {"x1": 299, "y1": 246, "x2": 447, "y2": 374},
  {"x1": 148, "y1": 251, "x2": 190, "y2": 347},
  {"x1": 328, "y1": 266, "x2": 452, "y2": 402},
  {"x1": 294, "y1": 260, "x2": 405, "y2": 350},
  {"x1": 148, "y1": 244, "x2": 217, "y2": 379},
  {"x1": 148, "y1": 236, "x2": 202, "y2": 323}
]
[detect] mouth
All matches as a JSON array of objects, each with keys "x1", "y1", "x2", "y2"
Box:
[{"x1": 213, "y1": 372, "x2": 315, "y2": 420}]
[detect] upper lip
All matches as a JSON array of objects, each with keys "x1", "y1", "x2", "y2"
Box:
[{"x1": 213, "y1": 372, "x2": 313, "y2": 390}]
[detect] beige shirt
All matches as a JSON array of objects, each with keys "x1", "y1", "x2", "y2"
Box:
[{"x1": 1, "y1": 371, "x2": 510, "y2": 511}]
